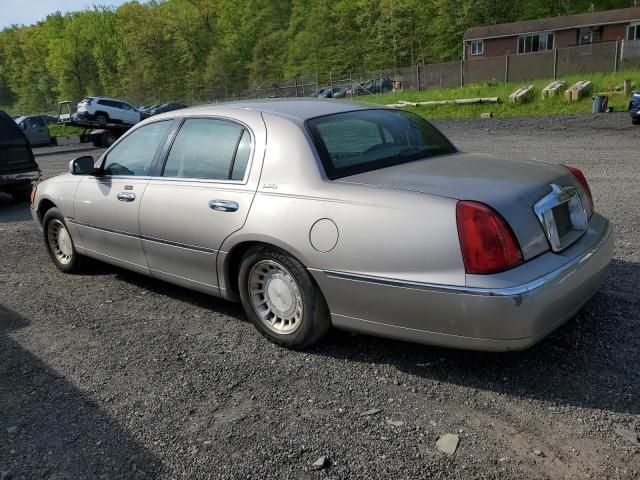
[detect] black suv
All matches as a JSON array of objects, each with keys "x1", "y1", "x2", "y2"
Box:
[{"x1": 0, "y1": 110, "x2": 41, "y2": 202}]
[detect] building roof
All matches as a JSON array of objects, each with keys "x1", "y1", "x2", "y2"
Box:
[
  {"x1": 161, "y1": 99, "x2": 377, "y2": 122},
  {"x1": 464, "y1": 6, "x2": 640, "y2": 41}
]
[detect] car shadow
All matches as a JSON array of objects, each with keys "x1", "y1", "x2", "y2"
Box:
[
  {"x1": 61, "y1": 255, "x2": 639, "y2": 416},
  {"x1": 81, "y1": 260, "x2": 248, "y2": 323},
  {"x1": 306, "y1": 258, "x2": 639, "y2": 416},
  {"x1": 0, "y1": 304, "x2": 164, "y2": 478},
  {"x1": 0, "y1": 194, "x2": 32, "y2": 223}
]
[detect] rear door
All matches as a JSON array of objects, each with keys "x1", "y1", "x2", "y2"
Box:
[
  {"x1": 72, "y1": 119, "x2": 174, "y2": 274},
  {"x1": 138, "y1": 113, "x2": 265, "y2": 293},
  {"x1": 0, "y1": 111, "x2": 38, "y2": 177},
  {"x1": 30, "y1": 117, "x2": 49, "y2": 145}
]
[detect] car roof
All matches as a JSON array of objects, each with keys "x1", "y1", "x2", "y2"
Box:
[
  {"x1": 163, "y1": 99, "x2": 383, "y2": 122},
  {"x1": 92, "y1": 96, "x2": 132, "y2": 103}
]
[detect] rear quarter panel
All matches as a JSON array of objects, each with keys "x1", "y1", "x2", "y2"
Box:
[{"x1": 218, "y1": 111, "x2": 465, "y2": 301}]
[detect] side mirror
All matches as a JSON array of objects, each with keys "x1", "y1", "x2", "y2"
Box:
[{"x1": 69, "y1": 156, "x2": 96, "y2": 175}]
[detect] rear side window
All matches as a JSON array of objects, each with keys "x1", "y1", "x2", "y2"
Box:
[
  {"x1": 103, "y1": 120, "x2": 172, "y2": 176},
  {"x1": 306, "y1": 109, "x2": 456, "y2": 179},
  {"x1": 162, "y1": 118, "x2": 250, "y2": 181}
]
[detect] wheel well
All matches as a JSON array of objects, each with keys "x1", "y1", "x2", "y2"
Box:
[
  {"x1": 224, "y1": 241, "x2": 316, "y2": 300},
  {"x1": 94, "y1": 111, "x2": 109, "y2": 119},
  {"x1": 37, "y1": 198, "x2": 56, "y2": 224},
  {"x1": 225, "y1": 241, "x2": 263, "y2": 299}
]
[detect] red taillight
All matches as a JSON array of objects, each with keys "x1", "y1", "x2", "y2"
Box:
[
  {"x1": 456, "y1": 201, "x2": 523, "y2": 275},
  {"x1": 562, "y1": 165, "x2": 593, "y2": 213}
]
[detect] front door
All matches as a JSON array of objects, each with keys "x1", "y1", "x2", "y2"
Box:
[
  {"x1": 138, "y1": 115, "x2": 263, "y2": 293},
  {"x1": 72, "y1": 120, "x2": 174, "y2": 274}
]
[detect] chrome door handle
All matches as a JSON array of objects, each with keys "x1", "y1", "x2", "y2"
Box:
[
  {"x1": 209, "y1": 200, "x2": 239, "y2": 212},
  {"x1": 117, "y1": 192, "x2": 136, "y2": 202}
]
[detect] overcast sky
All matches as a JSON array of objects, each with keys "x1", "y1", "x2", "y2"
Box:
[{"x1": 1, "y1": 0, "x2": 133, "y2": 29}]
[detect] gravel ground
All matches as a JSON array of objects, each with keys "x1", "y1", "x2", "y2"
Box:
[{"x1": 1, "y1": 113, "x2": 638, "y2": 479}]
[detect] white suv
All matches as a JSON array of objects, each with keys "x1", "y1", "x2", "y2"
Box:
[{"x1": 77, "y1": 97, "x2": 141, "y2": 125}]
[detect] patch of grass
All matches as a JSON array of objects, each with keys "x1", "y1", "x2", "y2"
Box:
[
  {"x1": 357, "y1": 70, "x2": 638, "y2": 120},
  {"x1": 49, "y1": 124, "x2": 85, "y2": 137}
]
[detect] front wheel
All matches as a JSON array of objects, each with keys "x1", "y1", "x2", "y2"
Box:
[
  {"x1": 238, "y1": 245, "x2": 331, "y2": 349},
  {"x1": 43, "y1": 207, "x2": 85, "y2": 273},
  {"x1": 632, "y1": 117, "x2": 640, "y2": 126}
]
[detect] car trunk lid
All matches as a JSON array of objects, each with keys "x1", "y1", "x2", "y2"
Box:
[{"x1": 337, "y1": 152, "x2": 581, "y2": 260}]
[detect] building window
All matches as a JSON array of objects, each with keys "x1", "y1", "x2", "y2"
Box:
[
  {"x1": 629, "y1": 23, "x2": 640, "y2": 41},
  {"x1": 470, "y1": 40, "x2": 484, "y2": 55},
  {"x1": 579, "y1": 27, "x2": 601, "y2": 44},
  {"x1": 518, "y1": 33, "x2": 554, "y2": 54}
]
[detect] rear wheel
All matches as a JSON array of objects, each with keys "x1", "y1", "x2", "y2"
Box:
[
  {"x1": 238, "y1": 245, "x2": 331, "y2": 349},
  {"x1": 43, "y1": 207, "x2": 85, "y2": 273}
]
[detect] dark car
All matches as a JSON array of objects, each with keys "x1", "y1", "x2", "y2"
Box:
[
  {"x1": 629, "y1": 92, "x2": 640, "y2": 125},
  {"x1": 0, "y1": 110, "x2": 41, "y2": 202},
  {"x1": 150, "y1": 102, "x2": 188, "y2": 116}
]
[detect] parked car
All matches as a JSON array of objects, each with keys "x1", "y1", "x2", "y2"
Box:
[
  {"x1": 13, "y1": 115, "x2": 52, "y2": 146},
  {"x1": 629, "y1": 91, "x2": 640, "y2": 125},
  {"x1": 77, "y1": 97, "x2": 141, "y2": 125},
  {"x1": 31, "y1": 100, "x2": 613, "y2": 351},
  {"x1": 310, "y1": 88, "x2": 336, "y2": 99},
  {"x1": 149, "y1": 102, "x2": 188, "y2": 116},
  {"x1": 318, "y1": 88, "x2": 338, "y2": 98},
  {"x1": 1, "y1": 110, "x2": 41, "y2": 201},
  {"x1": 332, "y1": 86, "x2": 351, "y2": 99}
]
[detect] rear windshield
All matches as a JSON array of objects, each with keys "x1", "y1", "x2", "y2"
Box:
[{"x1": 306, "y1": 109, "x2": 456, "y2": 179}]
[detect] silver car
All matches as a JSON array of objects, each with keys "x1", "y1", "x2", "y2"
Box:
[
  {"x1": 30, "y1": 100, "x2": 613, "y2": 351},
  {"x1": 14, "y1": 115, "x2": 52, "y2": 146}
]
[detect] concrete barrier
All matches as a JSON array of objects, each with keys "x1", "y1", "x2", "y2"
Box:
[
  {"x1": 542, "y1": 80, "x2": 566, "y2": 98},
  {"x1": 509, "y1": 85, "x2": 534, "y2": 103},
  {"x1": 564, "y1": 81, "x2": 592, "y2": 102},
  {"x1": 55, "y1": 135, "x2": 81, "y2": 146}
]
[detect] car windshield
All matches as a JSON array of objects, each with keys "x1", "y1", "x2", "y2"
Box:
[{"x1": 306, "y1": 109, "x2": 456, "y2": 179}]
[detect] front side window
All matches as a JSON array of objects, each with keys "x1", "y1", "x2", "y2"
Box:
[
  {"x1": 471, "y1": 40, "x2": 483, "y2": 55},
  {"x1": 306, "y1": 109, "x2": 456, "y2": 180},
  {"x1": 103, "y1": 120, "x2": 172, "y2": 176},
  {"x1": 518, "y1": 33, "x2": 554, "y2": 54},
  {"x1": 629, "y1": 23, "x2": 640, "y2": 41},
  {"x1": 162, "y1": 118, "x2": 250, "y2": 181}
]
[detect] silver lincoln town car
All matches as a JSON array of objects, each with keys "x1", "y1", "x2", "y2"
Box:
[{"x1": 31, "y1": 100, "x2": 613, "y2": 351}]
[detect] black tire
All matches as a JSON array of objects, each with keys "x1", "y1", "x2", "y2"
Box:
[
  {"x1": 238, "y1": 245, "x2": 331, "y2": 349},
  {"x1": 95, "y1": 112, "x2": 109, "y2": 124},
  {"x1": 632, "y1": 117, "x2": 640, "y2": 126},
  {"x1": 42, "y1": 207, "x2": 85, "y2": 273},
  {"x1": 101, "y1": 131, "x2": 117, "y2": 148}
]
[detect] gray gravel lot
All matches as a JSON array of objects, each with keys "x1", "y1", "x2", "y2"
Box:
[{"x1": 1, "y1": 113, "x2": 639, "y2": 479}]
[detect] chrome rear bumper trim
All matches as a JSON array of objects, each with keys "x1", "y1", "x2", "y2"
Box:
[{"x1": 317, "y1": 220, "x2": 611, "y2": 298}]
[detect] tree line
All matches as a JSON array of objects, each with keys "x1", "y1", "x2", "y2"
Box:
[{"x1": 0, "y1": 0, "x2": 633, "y2": 113}]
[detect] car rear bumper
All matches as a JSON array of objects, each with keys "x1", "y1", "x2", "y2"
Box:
[
  {"x1": 311, "y1": 215, "x2": 613, "y2": 351},
  {"x1": 0, "y1": 170, "x2": 40, "y2": 192}
]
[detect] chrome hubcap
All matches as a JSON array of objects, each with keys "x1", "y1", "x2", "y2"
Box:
[
  {"x1": 47, "y1": 219, "x2": 73, "y2": 265},
  {"x1": 248, "y1": 260, "x2": 303, "y2": 334}
]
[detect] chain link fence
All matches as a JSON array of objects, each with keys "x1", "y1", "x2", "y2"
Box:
[{"x1": 144, "y1": 39, "x2": 640, "y2": 107}]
